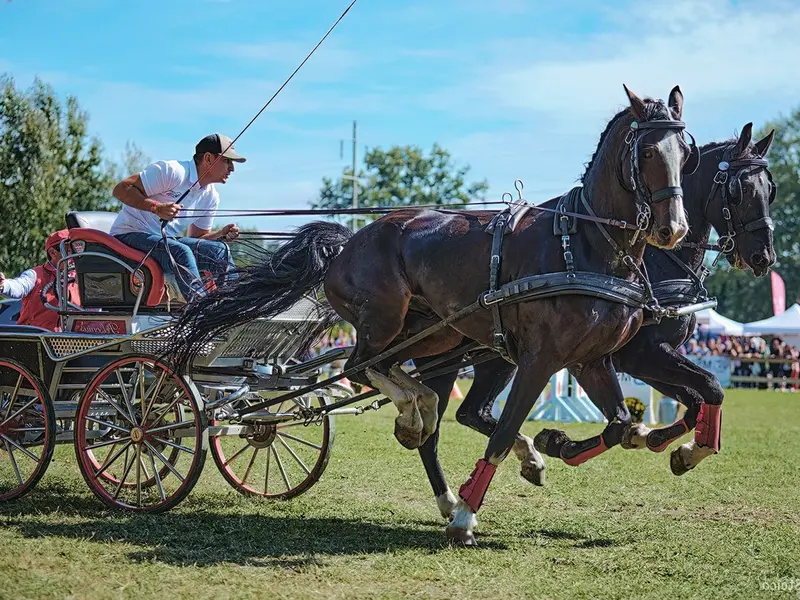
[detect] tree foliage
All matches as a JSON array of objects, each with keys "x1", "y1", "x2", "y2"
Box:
[
  {"x1": 312, "y1": 143, "x2": 489, "y2": 225},
  {"x1": 705, "y1": 112, "x2": 800, "y2": 322},
  {"x1": 0, "y1": 75, "x2": 120, "y2": 275}
]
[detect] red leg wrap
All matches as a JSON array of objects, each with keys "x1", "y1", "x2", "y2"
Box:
[
  {"x1": 561, "y1": 437, "x2": 608, "y2": 466},
  {"x1": 694, "y1": 404, "x2": 721, "y2": 451},
  {"x1": 458, "y1": 459, "x2": 497, "y2": 513}
]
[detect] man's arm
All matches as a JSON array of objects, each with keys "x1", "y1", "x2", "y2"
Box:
[
  {"x1": 113, "y1": 173, "x2": 182, "y2": 221},
  {"x1": 187, "y1": 223, "x2": 240, "y2": 241},
  {"x1": 0, "y1": 269, "x2": 37, "y2": 299}
]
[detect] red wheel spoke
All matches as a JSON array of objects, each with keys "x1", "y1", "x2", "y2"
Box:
[
  {"x1": 1, "y1": 434, "x2": 40, "y2": 462},
  {"x1": 114, "y1": 369, "x2": 137, "y2": 425},
  {"x1": 277, "y1": 430, "x2": 322, "y2": 450},
  {"x1": 111, "y1": 448, "x2": 137, "y2": 500},
  {"x1": 85, "y1": 416, "x2": 130, "y2": 435},
  {"x1": 241, "y1": 448, "x2": 259, "y2": 484},
  {"x1": 143, "y1": 440, "x2": 185, "y2": 482},
  {"x1": 4, "y1": 439, "x2": 23, "y2": 485},
  {"x1": 146, "y1": 446, "x2": 166, "y2": 502},
  {"x1": 2, "y1": 374, "x2": 22, "y2": 422},
  {"x1": 141, "y1": 370, "x2": 167, "y2": 424},
  {"x1": 94, "y1": 441, "x2": 132, "y2": 478},
  {"x1": 276, "y1": 436, "x2": 311, "y2": 475},
  {"x1": 271, "y1": 445, "x2": 291, "y2": 492},
  {"x1": 96, "y1": 389, "x2": 137, "y2": 427},
  {"x1": 223, "y1": 442, "x2": 251, "y2": 467},
  {"x1": 2, "y1": 398, "x2": 41, "y2": 429}
]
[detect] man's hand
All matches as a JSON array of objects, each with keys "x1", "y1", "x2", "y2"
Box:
[
  {"x1": 218, "y1": 224, "x2": 240, "y2": 241},
  {"x1": 153, "y1": 202, "x2": 182, "y2": 221}
]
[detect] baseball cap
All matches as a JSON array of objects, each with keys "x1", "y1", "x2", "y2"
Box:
[
  {"x1": 45, "y1": 229, "x2": 70, "y2": 251},
  {"x1": 195, "y1": 133, "x2": 247, "y2": 163}
]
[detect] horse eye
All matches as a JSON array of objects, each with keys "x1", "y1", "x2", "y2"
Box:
[{"x1": 642, "y1": 149, "x2": 654, "y2": 159}]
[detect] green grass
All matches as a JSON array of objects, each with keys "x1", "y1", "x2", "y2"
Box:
[{"x1": 1, "y1": 387, "x2": 799, "y2": 599}]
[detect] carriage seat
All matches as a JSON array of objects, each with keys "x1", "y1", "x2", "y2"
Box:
[
  {"x1": 65, "y1": 210, "x2": 117, "y2": 234},
  {"x1": 64, "y1": 211, "x2": 187, "y2": 309},
  {"x1": 66, "y1": 228, "x2": 168, "y2": 308}
]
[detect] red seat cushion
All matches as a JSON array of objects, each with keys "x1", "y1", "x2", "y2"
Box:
[{"x1": 69, "y1": 229, "x2": 166, "y2": 307}]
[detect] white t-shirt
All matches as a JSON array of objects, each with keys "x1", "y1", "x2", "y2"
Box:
[
  {"x1": 1, "y1": 269, "x2": 37, "y2": 299},
  {"x1": 109, "y1": 159, "x2": 220, "y2": 237}
]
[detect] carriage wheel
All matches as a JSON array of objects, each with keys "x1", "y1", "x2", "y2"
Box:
[
  {"x1": 0, "y1": 359, "x2": 56, "y2": 502},
  {"x1": 210, "y1": 391, "x2": 334, "y2": 499},
  {"x1": 84, "y1": 390, "x2": 184, "y2": 490},
  {"x1": 74, "y1": 355, "x2": 207, "y2": 513}
]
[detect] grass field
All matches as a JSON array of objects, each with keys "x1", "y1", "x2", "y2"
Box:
[{"x1": 1, "y1": 387, "x2": 798, "y2": 599}]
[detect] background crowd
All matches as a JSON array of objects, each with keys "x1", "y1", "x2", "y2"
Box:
[{"x1": 679, "y1": 328, "x2": 800, "y2": 390}]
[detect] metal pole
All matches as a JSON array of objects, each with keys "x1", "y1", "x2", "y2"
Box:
[{"x1": 351, "y1": 120, "x2": 358, "y2": 230}]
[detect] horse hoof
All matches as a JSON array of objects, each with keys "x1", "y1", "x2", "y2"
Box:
[
  {"x1": 446, "y1": 526, "x2": 477, "y2": 547},
  {"x1": 520, "y1": 462, "x2": 546, "y2": 486},
  {"x1": 534, "y1": 428, "x2": 570, "y2": 458},
  {"x1": 621, "y1": 422, "x2": 650, "y2": 450},
  {"x1": 394, "y1": 426, "x2": 422, "y2": 450},
  {"x1": 533, "y1": 429, "x2": 552, "y2": 453},
  {"x1": 394, "y1": 411, "x2": 424, "y2": 450},
  {"x1": 670, "y1": 447, "x2": 691, "y2": 476}
]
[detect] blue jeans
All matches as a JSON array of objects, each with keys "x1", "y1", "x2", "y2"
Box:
[{"x1": 115, "y1": 232, "x2": 236, "y2": 300}]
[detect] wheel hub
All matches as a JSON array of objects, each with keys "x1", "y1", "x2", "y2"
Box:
[
  {"x1": 247, "y1": 423, "x2": 277, "y2": 449},
  {"x1": 130, "y1": 427, "x2": 145, "y2": 444}
]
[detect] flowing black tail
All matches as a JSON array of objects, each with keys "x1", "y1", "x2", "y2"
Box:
[{"x1": 165, "y1": 221, "x2": 353, "y2": 372}]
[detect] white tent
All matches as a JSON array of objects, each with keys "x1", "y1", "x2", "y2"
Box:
[
  {"x1": 695, "y1": 308, "x2": 744, "y2": 335},
  {"x1": 743, "y1": 303, "x2": 800, "y2": 335}
]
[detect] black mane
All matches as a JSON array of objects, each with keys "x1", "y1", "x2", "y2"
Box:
[{"x1": 581, "y1": 99, "x2": 674, "y2": 183}]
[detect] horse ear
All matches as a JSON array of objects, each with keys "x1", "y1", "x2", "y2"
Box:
[
  {"x1": 623, "y1": 84, "x2": 647, "y2": 121},
  {"x1": 667, "y1": 85, "x2": 684, "y2": 120},
  {"x1": 754, "y1": 128, "x2": 776, "y2": 157},
  {"x1": 734, "y1": 122, "x2": 753, "y2": 156}
]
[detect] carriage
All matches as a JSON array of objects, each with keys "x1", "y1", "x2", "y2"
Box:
[{"x1": 0, "y1": 211, "x2": 380, "y2": 512}]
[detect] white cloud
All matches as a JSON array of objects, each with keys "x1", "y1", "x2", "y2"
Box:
[
  {"x1": 421, "y1": 0, "x2": 800, "y2": 131},
  {"x1": 210, "y1": 41, "x2": 364, "y2": 83}
]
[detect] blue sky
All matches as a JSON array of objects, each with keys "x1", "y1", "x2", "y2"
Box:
[{"x1": 2, "y1": 0, "x2": 799, "y2": 231}]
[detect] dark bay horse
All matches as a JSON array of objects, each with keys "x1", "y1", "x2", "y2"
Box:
[
  {"x1": 168, "y1": 85, "x2": 694, "y2": 545},
  {"x1": 413, "y1": 122, "x2": 777, "y2": 520}
]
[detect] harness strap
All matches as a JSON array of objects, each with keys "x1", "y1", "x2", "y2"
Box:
[
  {"x1": 488, "y1": 211, "x2": 511, "y2": 359},
  {"x1": 663, "y1": 250, "x2": 708, "y2": 288},
  {"x1": 579, "y1": 191, "x2": 624, "y2": 256}
]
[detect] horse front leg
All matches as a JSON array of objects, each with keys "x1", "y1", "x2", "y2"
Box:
[
  {"x1": 447, "y1": 354, "x2": 555, "y2": 547},
  {"x1": 534, "y1": 356, "x2": 632, "y2": 466},
  {"x1": 456, "y1": 356, "x2": 546, "y2": 485}
]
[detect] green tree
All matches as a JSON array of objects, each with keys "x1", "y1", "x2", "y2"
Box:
[
  {"x1": 312, "y1": 143, "x2": 489, "y2": 226},
  {"x1": 0, "y1": 75, "x2": 119, "y2": 275},
  {"x1": 109, "y1": 140, "x2": 150, "y2": 182},
  {"x1": 704, "y1": 112, "x2": 800, "y2": 322}
]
